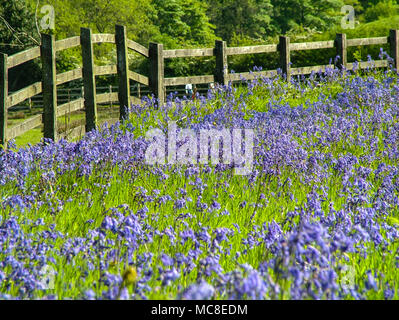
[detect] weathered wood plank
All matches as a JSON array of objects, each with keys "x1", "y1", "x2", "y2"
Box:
[
  {"x1": 7, "y1": 47, "x2": 41, "y2": 69},
  {"x1": 115, "y1": 25, "x2": 130, "y2": 121},
  {"x1": 57, "y1": 98, "x2": 84, "y2": 117},
  {"x1": 81, "y1": 28, "x2": 97, "y2": 132},
  {"x1": 56, "y1": 68, "x2": 83, "y2": 85},
  {"x1": 7, "y1": 114, "x2": 43, "y2": 140},
  {"x1": 163, "y1": 48, "x2": 214, "y2": 58},
  {"x1": 130, "y1": 96, "x2": 142, "y2": 105},
  {"x1": 279, "y1": 36, "x2": 291, "y2": 81},
  {"x1": 347, "y1": 60, "x2": 388, "y2": 70},
  {"x1": 347, "y1": 37, "x2": 388, "y2": 47},
  {"x1": 164, "y1": 75, "x2": 215, "y2": 86},
  {"x1": 128, "y1": 71, "x2": 149, "y2": 86},
  {"x1": 94, "y1": 65, "x2": 117, "y2": 76},
  {"x1": 92, "y1": 33, "x2": 115, "y2": 44},
  {"x1": 96, "y1": 92, "x2": 119, "y2": 104},
  {"x1": 99, "y1": 118, "x2": 119, "y2": 127},
  {"x1": 59, "y1": 124, "x2": 85, "y2": 141},
  {"x1": 390, "y1": 29, "x2": 399, "y2": 70},
  {"x1": 290, "y1": 40, "x2": 335, "y2": 51},
  {"x1": 127, "y1": 39, "x2": 149, "y2": 57},
  {"x1": 226, "y1": 44, "x2": 277, "y2": 55},
  {"x1": 41, "y1": 33, "x2": 57, "y2": 141},
  {"x1": 149, "y1": 43, "x2": 165, "y2": 105},
  {"x1": 291, "y1": 64, "x2": 334, "y2": 76},
  {"x1": 228, "y1": 70, "x2": 278, "y2": 81},
  {"x1": 55, "y1": 36, "x2": 81, "y2": 52},
  {"x1": 7, "y1": 81, "x2": 42, "y2": 108},
  {"x1": 0, "y1": 54, "x2": 7, "y2": 146}
]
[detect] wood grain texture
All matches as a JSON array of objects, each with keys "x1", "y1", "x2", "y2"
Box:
[
  {"x1": 41, "y1": 33, "x2": 57, "y2": 141},
  {"x1": 390, "y1": 30, "x2": 399, "y2": 70},
  {"x1": 291, "y1": 64, "x2": 334, "y2": 75},
  {"x1": 81, "y1": 28, "x2": 97, "y2": 132},
  {"x1": 59, "y1": 124, "x2": 86, "y2": 141},
  {"x1": 7, "y1": 114, "x2": 43, "y2": 140},
  {"x1": 127, "y1": 39, "x2": 149, "y2": 57},
  {"x1": 55, "y1": 36, "x2": 81, "y2": 52},
  {"x1": 92, "y1": 33, "x2": 115, "y2": 44},
  {"x1": 279, "y1": 36, "x2": 290, "y2": 81},
  {"x1": 163, "y1": 48, "x2": 214, "y2": 58},
  {"x1": 228, "y1": 70, "x2": 278, "y2": 81},
  {"x1": 128, "y1": 71, "x2": 149, "y2": 86},
  {"x1": 347, "y1": 60, "x2": 388, "y2": 70},
  {"x1": 290, "y1": 41, "x2": 335, "y2": 51},
  {"x1": 347, "y1": 37, "x2": 388, "y2": 47},
  {"x1": 226, "y1": 45, "x2": 277, "y2": 55},
  {"x1": 94, "y1": 65, "x2": 117, "y2": 76},
  {"x1": 215, "y1": 40, "x2": 228, "y2": 86},
  {"x1": 130, "y1": 96, "x2": 142, "y2": 105},
  {"x1": 164, "y1": 75, "x2": 215, "y2": 86},
  {"x1": 56, "y1": 68, "x2": 83, "y2": 86},
  {"x1": 0, "y1": 54, "x2": 7, "y2": 146},
  {"x1": 335, "y1": 33, "x2": 347, "y2": 69},
  {"x1": 7, "y1": 47, "x2": 41, "y2": 69},
  {"x1": 115, "y1": 25, "x2": 130, "y2": 120},
  {"x1": 149, "y1": 42, "x2": 165, "y2": 105},
  {"x1": 96, "y1": 92, "x2": 119, "y2": 104},
  {"x1": 57, "y1": 98, "x2": 84, "y2": 117},
  {"x1": 7, "y1": 82, "x2": 42, "y2": 108}
]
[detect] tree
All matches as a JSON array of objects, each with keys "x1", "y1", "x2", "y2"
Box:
[
  {"x1": 0, "y1": 0, "x2": 40, "y2": 55},
  {"x1": 0, "y1": 0, "x2": 41, "y2": 90},
  {"x1": 364, "y1": 0, "x2": 398, "y2": 22},
  {"x1": 205, "y1": 0, "x2": 274, "y2": 42},
  {"x1": 270, "y1": 0, "x2": 344, "y2": 34},
  {"x1": 151, "y1": 0, "x2": 216, "y2": 47},
  {"x1": 42, "y1": 0, "x2": 158, "y2": 44}
]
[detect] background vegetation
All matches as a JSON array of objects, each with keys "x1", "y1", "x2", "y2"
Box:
[{"x1": 0, "y1": 0, "x2": 398, "y2": 90}]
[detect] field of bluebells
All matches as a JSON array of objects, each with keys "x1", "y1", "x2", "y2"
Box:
[{"x1": 1, "y1": 58, "x2": 399, "y2": 300}]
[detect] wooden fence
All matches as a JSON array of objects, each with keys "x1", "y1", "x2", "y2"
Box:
[
  {"x1": 0, "y1": 26, "x2": 398, "y2": 147},
  {"x1": 8, "y1": 84, "x2": 208, "y2": 111}
]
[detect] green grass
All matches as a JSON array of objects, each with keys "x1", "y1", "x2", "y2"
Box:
[
  {"x1": 1, "y1": 69, "x2": 399, "y2": 300},
  {"x1": 8, "y1": 105, "x2": 120, "y2": 148}
]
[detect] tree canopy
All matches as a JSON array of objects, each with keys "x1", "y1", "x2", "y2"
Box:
[{"x1": 0, "y1": 0, "x2": 398, "y2": 86}]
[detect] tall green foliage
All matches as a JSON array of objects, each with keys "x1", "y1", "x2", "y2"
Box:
[
  {"x1": 2, "y1": 0, "x2": 398, "y2": 88},
  {"x1": 0, "y1": 0, "x2": 39, "y2": 54},
  {"x1": 0, "y1": 0, "x2": 41, "y2": 90},
  {"x1": 269, "y1": 0, "x2": 345, "y2": 34},
  {"x1": 205, "y1": 0, "x2": 274, "y2": 42},
  {"x1": 364, "y1": 0, "x2": 398, "y2": 22},
  {"x1": 151, "y1": 0, "x2": 216, "y2": 47}
]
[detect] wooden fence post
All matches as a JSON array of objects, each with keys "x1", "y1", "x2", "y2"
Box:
[
  {"x1": 115, "y1": 25, "x2": 130, "y2": 120},
  {"x1": 149, "y1": 42, "x2": 164, "y2": 105},
  {"x1": 81, "y1": 27, "x2": 97, "y2": 132},
  {"x1": 215, "y1": 40, "x2": 228, "y2": 86},
  {"x1": 0, "y1": 54, "x2": 7, "y2": 148},
  {"x1": 279, "y1": 36, "x2": 291, "y2": 82},
  {"x1": 389, "y1": 29, "x2": 399, "y2": 70},
  {"x1": 335, "y1": 33, "x2": 347, "y2": 69},
  {"x1": 109, "y1": 85, "x2": 113, "y2": 108},
  {"x1": 41, "y1": 33, "x2": 57, "y2": 141}
]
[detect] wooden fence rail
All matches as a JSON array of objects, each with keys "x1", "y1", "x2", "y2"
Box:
[{"x1": 0, "y1": 26, "x2": 398, "y2": 147}]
